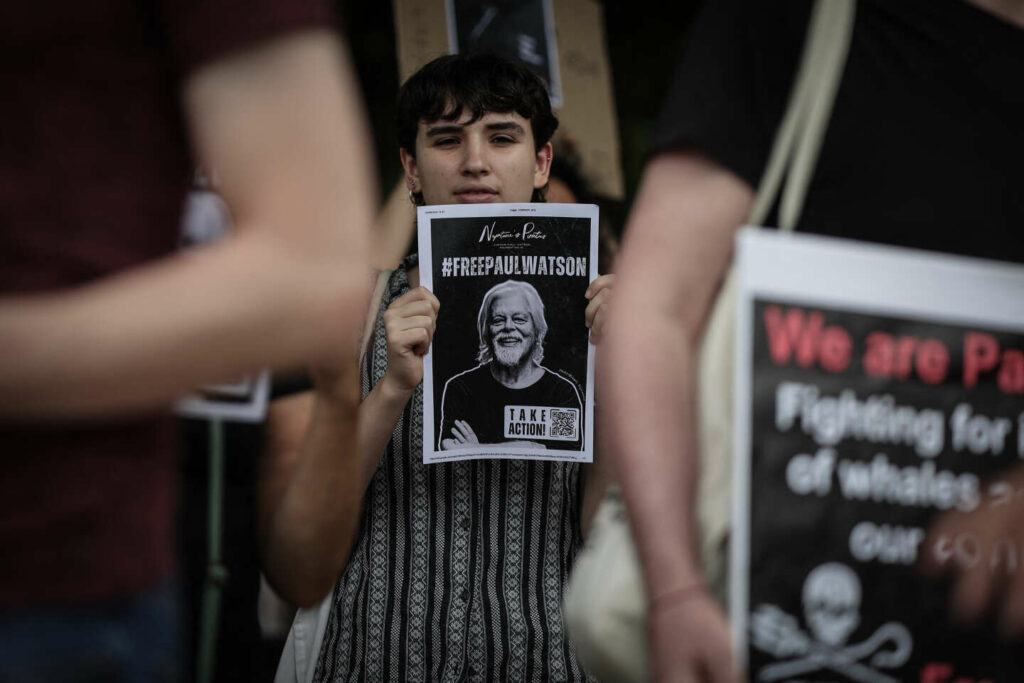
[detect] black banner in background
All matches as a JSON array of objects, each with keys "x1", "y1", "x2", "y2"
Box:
[
  {"x1": 448, "y1": 0, "x2": 561, "y2": 105},
  {"x1": 746, "y1": 299, "x2": 1024, "y2": 682}
]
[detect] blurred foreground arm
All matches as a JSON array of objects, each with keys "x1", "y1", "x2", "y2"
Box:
[
  {"x1": 598, "y1": 149, "x2": 751, "y2": 682},
  {"x1": 0, "y1": 30, "x2": 375, "y2": 419},
  {"x1": 581, "y1": 273, "x2": 617, "y2": 535}
]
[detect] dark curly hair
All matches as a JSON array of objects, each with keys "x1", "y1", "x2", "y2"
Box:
[{"x1": 397, "y1": 53, "x2": 559, "y2": 203}]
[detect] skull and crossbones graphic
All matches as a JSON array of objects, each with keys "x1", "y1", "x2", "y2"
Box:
[{"x1": 750, "y1": 562, "x2": 913, "y2": 682}]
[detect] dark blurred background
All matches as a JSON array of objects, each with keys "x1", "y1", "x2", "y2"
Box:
[{"x1": 340, "y1": 0, "x2": 701, "y2": 210}]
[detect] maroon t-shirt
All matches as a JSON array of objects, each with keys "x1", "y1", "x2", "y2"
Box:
[{"x1": 0, "y1": 0, "x2": 332, "y2": 606}]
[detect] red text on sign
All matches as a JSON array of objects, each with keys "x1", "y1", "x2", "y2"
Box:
[
  {"x1": 963, "y1": 332, "x2": 1024, "y2": 394},
  {"x1": 763, "y1": 306, "x2": 852, "y2": 373}
]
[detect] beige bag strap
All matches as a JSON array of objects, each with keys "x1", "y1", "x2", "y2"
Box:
[{"x1": 748, "y1": 0, "x2": 857, "y2": 231}]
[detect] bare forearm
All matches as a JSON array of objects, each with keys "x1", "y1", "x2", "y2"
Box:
[
  {"x1": 0, "y1": 231, "x2": 366, "y2": 420},
  {"x1": 358, "y1": 374, "x2": 415, "y2": 486},
  {"x1": 600, "y1": 311, "x2": 704, "y2": 597},
  {"x1": 261, "y1": 389, "x2": 362, "y2": 607},
  {"x1": 259, "y1": 373, "x2": 414, "y2": 606},
  {"x1": 600, "y1": 151, "x2": 753, "y2": 600}
]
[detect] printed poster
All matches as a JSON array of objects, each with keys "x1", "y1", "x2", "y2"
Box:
[
  {"x1": 731, "y1": 229, "x2": 1024, "y2": 682},
  {"x1": 445, "y1": 0, "x2": 562, "y2": 106},
  {"x1": 418, "y1": 203, "x2": 597, "y2": 464},
  {"x1": 175, "y1": 188, "x2": 271, "y2": 423}
]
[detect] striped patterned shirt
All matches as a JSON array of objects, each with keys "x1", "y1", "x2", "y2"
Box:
[{"x1": 313, "y1": 258, "x2": 593, "y2": 682}]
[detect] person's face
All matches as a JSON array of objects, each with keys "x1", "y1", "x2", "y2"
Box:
[
  {"x1": 487, "y1": 291, "x2": 537, "y2": 368},
  {"x1": 401, "y1": 109, "x2": 552, "y2": 205}
]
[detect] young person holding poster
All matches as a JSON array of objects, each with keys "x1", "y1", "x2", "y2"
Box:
[
  {"x1": 267, "y1": 53, "x2": 612, "y2": 681},
  {"x1": 600, "y1": 1, "x2": 1024, "y2": 681}
]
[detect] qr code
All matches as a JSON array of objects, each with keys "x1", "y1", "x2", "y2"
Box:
[{"x1": 549, "y1": 408, "x2": 578, "y2": 440}]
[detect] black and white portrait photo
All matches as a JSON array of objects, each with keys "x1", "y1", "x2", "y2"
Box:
[
  {"x1": 438, "y1": 279, "x2": 583, "y2": 452},
  {"x1": 418, "y1": 203, "x2": 596, "y2": 463}
]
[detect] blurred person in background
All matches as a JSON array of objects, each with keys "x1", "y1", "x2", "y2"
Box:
[
  {"x1": 0, "y1": 2, "x2": 375, "y2": 679},
  {"x1": 600, "y1": 0, "x2": 1024, "y2": 681}
]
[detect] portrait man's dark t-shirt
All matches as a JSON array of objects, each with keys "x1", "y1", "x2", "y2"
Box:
[{"x1": 439, "y1": 365, "x2": 584, "y2": 451}]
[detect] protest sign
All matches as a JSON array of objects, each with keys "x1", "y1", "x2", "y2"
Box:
[
  {"x1": 175, "y1": 188, "x2": 271, "y2": 423},
  {"x1": 418, "y1": 203, "x2": 597, "y2": 464},
  {"x1": 731, "y1": 228, "x2": 1024, "y2": 682},
  {"x1": 176, "y1": 372, "x2": 271, "y2": 423},
  {"x1": 445, "y1": 0, "x2": 561, "y2": 106}
]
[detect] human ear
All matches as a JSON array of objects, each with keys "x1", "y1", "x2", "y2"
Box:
[
  {"x1": 533, "y1": 142, "x2": 553, "y2": 189},
  {"x1": 400, "y1": 148, "x2": 420, "y2": 191}
]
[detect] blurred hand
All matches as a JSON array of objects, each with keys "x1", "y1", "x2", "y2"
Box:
[
  {"x1": 585, "y1": 274, "x2": 616, "y2": 344},
  {"x1": 922, "y1": 464, "x2": 1024, "y2": 637},
  {"x1": 650, "y1": 588, "x2": 741, "y2": 683}
]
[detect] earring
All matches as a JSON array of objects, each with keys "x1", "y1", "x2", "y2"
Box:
[{"x1": 408, "y1": 189, "x2": 417, "y2": 205}]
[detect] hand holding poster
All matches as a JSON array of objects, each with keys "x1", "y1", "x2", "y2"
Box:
[
  {"x1": 731, "y1": 229, "x2": 1024, "y2": 682},
  {"x1": 418, "y1": 203, "x2": 597, "y2": 464}
]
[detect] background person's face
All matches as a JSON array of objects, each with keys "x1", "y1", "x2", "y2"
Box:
[
  {"x1": 487, "y1": 291, "x2": 537, "y2": 368},
  {"x1": 402, "y1": 110, "x2": 552, "y2": 205}
]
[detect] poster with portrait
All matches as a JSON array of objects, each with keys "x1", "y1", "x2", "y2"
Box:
[
  {"x1": 445, "y1": 0, "x2": 562, "y2": 106},
  {"x1": 418, "y1": 203, "x2": 597, "y2": 464},
  {"x1": 731, "y1": 229, "x2": 1024, "y2": 682}
]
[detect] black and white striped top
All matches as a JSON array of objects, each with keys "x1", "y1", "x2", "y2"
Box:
[{"x1": 313, "y1": 258, "x2": 593, "y2": 682}]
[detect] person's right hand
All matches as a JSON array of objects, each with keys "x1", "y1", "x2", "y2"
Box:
[
  {"x1": 650, "y1": 588, "x2": 741, "y2": 683},
  {"x1": 920, "y1": 464, "x2": 1024, "y2": 637},
  {"x1": 381, "y1": 286, "x2": 440, "y2": 393},
  {"x1": 441, "y1": 419, "x2": 480, "y2": 450}
]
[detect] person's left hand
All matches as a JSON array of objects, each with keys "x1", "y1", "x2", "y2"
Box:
[
  {"x1": 921, "y1": 464, "x2": 1024, "y2": 637},
  {"x1": 585, "y1": 274, "x2": 615, "y2": 344}
]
